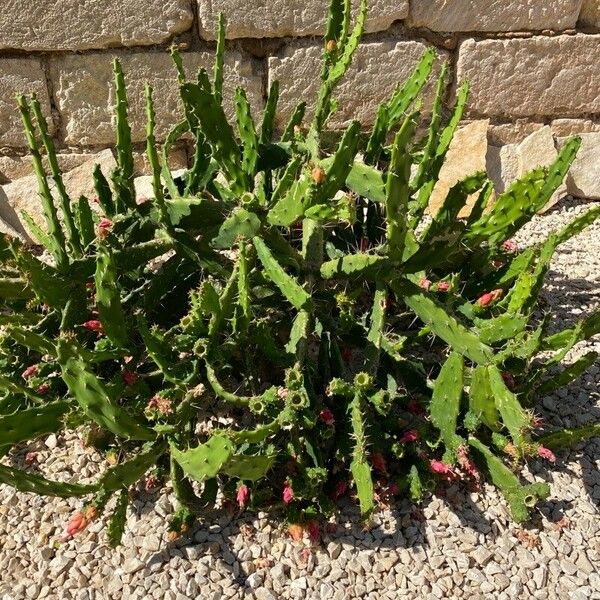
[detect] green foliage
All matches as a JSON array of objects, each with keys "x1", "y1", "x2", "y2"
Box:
[{"x1": 0, "y1": 1, "x2": 598, "y2": 545}]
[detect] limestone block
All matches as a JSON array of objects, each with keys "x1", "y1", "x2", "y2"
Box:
[
  {"x1": 428, "y1": 120, "x2": 489, "y2": 217},
  {"x1": 564, "y1": 133, "x2": 600, "y2": 199},
  {"x1": 198, "y1": 0, "x2": 408, "y2": 38},
  {"x1": 579, "y1": 0, "x2": 600, "y2": 27},
  {"x1": 456, "y1": 35, "x2": 600, "y2": 118},
  {"x1": 408, "y1": 0, "x2": 582, "y2": 32},
  {"x1": 268, "y1": 39, "x2": 445, "y2": 130},
  {"x1": 0, "y1": 0, "x2": 193, "y2": 51},
  {"x1": 0, "y1": 59, "x2": 52, "y2": 147},
  {"x1": 50, "y1": 52, "x2": 263, "y2": 146},
  {"x1": 1, "y1": 149, "x2": 116, "y2": 234}
]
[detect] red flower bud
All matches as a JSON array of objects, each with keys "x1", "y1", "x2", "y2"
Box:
[
  {"x1": 538, "y1": 446, "x2": 556, "y2": 463},
  {"x1": 236, "y1": 484, "x2": 250, "y2": 509},
  {"x1": 319, "y1": 408, "x2": 335, "y2": 426},
  {"x1": 399, "y1": 429, "x2": 419, "y2": 444},
  {"x1": 83, "y1": 320, "x2": 104, "y2": 334},
  {"x1": 121, "y1": 369, "x2": 138, "y2": 386},
  {"x1": 22, "y1": 365, "x2": 38, "y2": 380},
  {"x1": 370, "y1": 452, "x2": 387, "y2": 473},
  {"x1": 282, "y1": 483, "x2": 294, "y2": 504}
]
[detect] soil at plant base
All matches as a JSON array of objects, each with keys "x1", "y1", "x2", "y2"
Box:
[{"x1": 1, "y1": 196, "x2": 599, "y2": 600}]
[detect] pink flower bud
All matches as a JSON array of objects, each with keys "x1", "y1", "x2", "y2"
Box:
[
  {"x1": 407, "y1": 399, "x2": 425, "y2": 416},
  {"x1": 399, "y1": 430, "x2": 419, "y2": 444},
  {"x1": 319, "y1": 408, "x2": 335, "y2": 426},
  {"x1": 305, "y1": 520, "x2": 320, "y2": 543},
  {"x1": 236, "y1": 484, "x2": 250, "y2": 509},
  {"x1": 334, "y1": 480, "x2": 348, "y2": 499},
  {"x1": 121, "y1": 369, "x2": 137, "y2": 386},
  {"x1": 501, "y1": 371, "x2": 515, "y2": 390},
  {"x1": 502, "y1": 240, "x2": 518, "y2": 252},
  {"x1": 98, "y1": 217, "x2": 113, "y2": 229},
  {"x1": 370, "y1": 453, "x2": 387, "y2": 473},
  {"x1": 477, "y1": 288, "x2": 503, "y2": 308},
  {"x1": 21, "y1": 365, "x2": 38, "y2": 380},
  {"x1": 429, "y1": 459, "x2": 457, "y2": 479},
  {"x1": 144, "y1": 475, "x2": 159, "y2": 492},
  {"x1": 282, "y1": 483, "x2": 294, "y2": 504},
  {"x1": 36, "y1": 382, "x2": 50, "y2": 395},
  {"x1": 65, "y1": 511, "x2": 88, "y2": 538},
  {"x1": 538, "y1": 446, "x2": 556, "y2": 463},
  {"x1": 25, "y1": 452, "x2": 37, "y2": 465},
  {"x1": 437, "y1": 281, "x2": 450, "y2": 293},
  {"x1": 83, "y1": 320, "x2": 104, "y2": 334},
  {"x1": 419, "y1": 278, "x2": 432, "y2": 291}
]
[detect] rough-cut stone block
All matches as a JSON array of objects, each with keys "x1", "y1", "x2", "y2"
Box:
[
  {"x1": 407, "y1": 0, "x2": 582, "y2": 32},
  {"x1": 564, "y1": 133, "x2": 600, "y2": 199},
  {"x1": 269, "y1": 39, "x2": 445, "y2": 130},
  {"x1": 0, "y1": 1, "x2": 193, "y2": 51},
  {"x1": 198, "y1": 0, "x2": 408, "y2": 39},
  {"x1": 0, "y1": 153, "x2": 101, "y2": 185},
  {"x1": 428, "y1": 120, "x2": 489, "y2": 217},
  {"x1": 487, "y1": 126, "x2": 566, "y2": 209},
  {"x1": 551, "y1": 119, "x2": 600, "y2": 137},
  {"x1": 0, "y1": 59, "x2": 52, "y2": 148},
  {"x1": 488, "y1": 121, "x2": 544, "y2": 146},
  {"x1": 579, "y1": 0, "x2": 600, "y2": 28},
  {"x1": 133, "y1": 148, "x2": 188, "y2": 177},
  {"x1": 1, "y1": 150, "x2": 116, "y2": 235},
  {"x1": 51, "y1": 52, "x2": 263, "y2": 146},
  {"x1": 457, "y1": 35, "x2": 600, "y2": 118}
]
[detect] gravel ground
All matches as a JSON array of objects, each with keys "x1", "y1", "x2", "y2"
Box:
[{"x1": 1, "y1": 196, "x2": 600, "y2": 600}]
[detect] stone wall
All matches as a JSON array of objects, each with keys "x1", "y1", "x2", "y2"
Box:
[{"x1": 0, "y1": 0, "x2": 599, "y2": 201}]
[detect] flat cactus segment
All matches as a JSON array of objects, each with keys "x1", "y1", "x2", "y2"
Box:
[
  {"x1": 537, "y1": 421, "x2": 600, "y2": 450},
  {"x1": 312, "y1": 120, "x2": 361, "y2": 206},
  {"x1": 538, "y1": 351, "x2": 598, "y2": 395},
  {"x1": 222, "y1": 454, "x2": 275, "y2": 481},
  {"x1": 253, "y1": 237, "x2": 311, "y2": 310},
  {"x1": 0, "y1": 401, "x2": 70, "y2": 446},
  {"x1": 469, "y1": 365, "x2": 500, "y2": 431},
  {"x1": 170, "y1": 435, "x2": 234, "y2": 483},
  {"x1": 112, "y1": 59, "x2": 136, "y2": 211},
  {"x1": 365, "y1": 286, "x2": 386, "y2": 374},
  {"x1": 488, "y1": 364, "x2": 530, "y2": 448},
  {"x1": 260, "y1": 80, "x2": 279, "y2": 145},
  {"x1": 430, "y1": 352, "x2": 464, "y2": 451},
  {"x1": 16, "y1": 95, "x2": 68, "y2": 269},
  {"x1": 180, "y1": 78, "x2": 249, "y2": 195},
  {"x1": 345, "y1": 161, "x2": 386, "y2": 204},
  {"x1": 212, "y1": 208, "x2": 261, "y2": 249},
  {"x1": 107, "y1": 489, "x2": 128, "y2": 548},
  {"x1": 57, "y1": 337, "x2": 155, "y2": 441},
  {"x1": 349, "y1": 388, "x2": 374, "y2": 517},
  {"x1": 392, "y1": 278, "x2": 493, "y2": 365},
  {"x1": 469, "y1": 438, "x2": 550, "y2": 523},
  {"x1": 94, "y1": 244, "x2": 129, "y2": 348},
  {"x1": 386, "y1": 112, "x2": 418, "y2": 261},
  {"x1": 235, "y1": 87, "x2": 259, "y2": 179},
  {"x1": 0, "y1": 375, "x2": 47, "y2": 404},
  {"x1": 100, "y1": 441, "x2": 167, "y2": 491},
  {"x1": 0, "y1": 278, "x2": 33, "y2": 300},
  {"x1": 0, "y1": 464, "x2": 96, "y2": 497},
  {"x1": 320, "y1": 253, "x2": 389, "y2": 279},
  {"x1": 30, "y1": 96, "x2": 82, "y2": 258},
  {"x1": 474, "y1": 314, "x2": 529, "y2": 345}
]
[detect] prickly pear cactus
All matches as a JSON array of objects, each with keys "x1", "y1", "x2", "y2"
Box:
[{"x1": 0, "y1": 0, "x2": 598, "y2": 547}]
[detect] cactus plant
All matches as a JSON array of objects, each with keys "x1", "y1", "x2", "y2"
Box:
[{"x1": 0, "y1": 0, "x2": 599, "y2": 546}]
